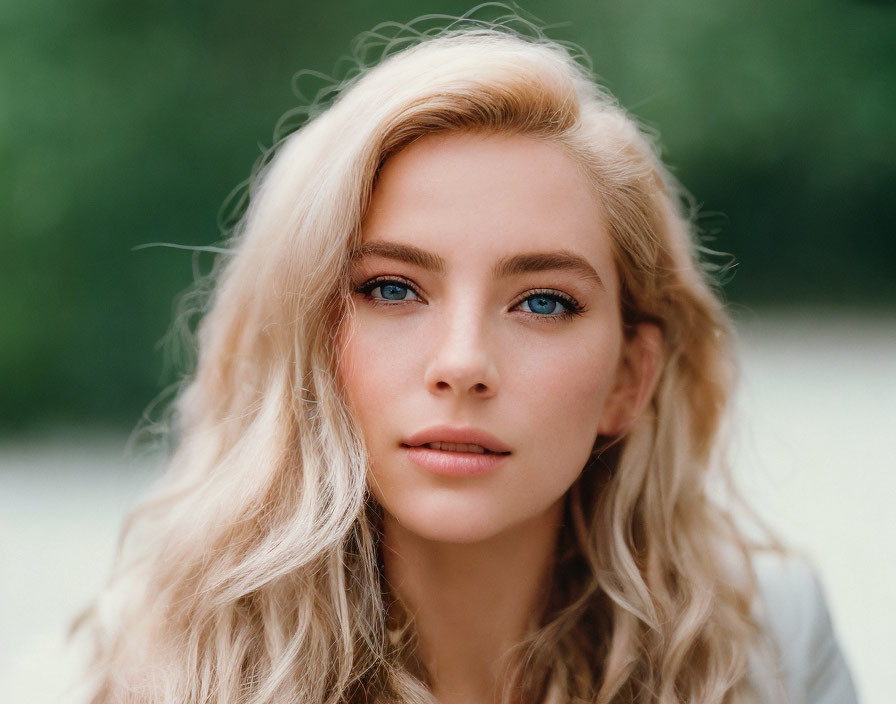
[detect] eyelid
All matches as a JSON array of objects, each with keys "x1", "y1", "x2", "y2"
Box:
[
  {"x1": 510, "y1": 289, "x2": 587, "y2": 323},
  {"x1": 510, "y1": 288, "x2": 583, "y2": 311},
  {"x1": 354, "y1": 274, "x2": 425, "y2": 301}
]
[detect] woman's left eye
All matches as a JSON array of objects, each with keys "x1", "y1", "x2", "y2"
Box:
[{"x1": 514, "y1": 291, "x2": 583, "y2": 318}]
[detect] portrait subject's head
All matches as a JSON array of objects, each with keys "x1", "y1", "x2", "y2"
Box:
[{"x1": 73, "y1": 14, "x2": 859, "y2": 704}]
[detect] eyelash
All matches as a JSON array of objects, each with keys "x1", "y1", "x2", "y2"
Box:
[
  {"x1": 354, "y1": 275, "x2": 422, "y2": 304},
  {"x1": 353, "y1": 275, "x2": 586, "y2": 321},
  {"x1": 517, "y1": 288, "x2": 585, "y2": 321}
]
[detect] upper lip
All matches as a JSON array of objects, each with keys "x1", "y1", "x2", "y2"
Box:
[{"x1": 402, "y1": 425, "x2": 512, "y2": 453}]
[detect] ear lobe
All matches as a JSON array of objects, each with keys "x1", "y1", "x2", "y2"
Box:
[{"x1": 597, "y1": 323, "x2": 663, "y2": 437}]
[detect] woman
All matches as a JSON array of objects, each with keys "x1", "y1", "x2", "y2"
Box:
[{"x1": 77, "y1": 18, "x2": 858, "y2": 704}]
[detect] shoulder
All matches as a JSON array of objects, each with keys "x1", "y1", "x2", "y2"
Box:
[{"x1": 747, "y1": 550, "x2": 859, "y2": 704}]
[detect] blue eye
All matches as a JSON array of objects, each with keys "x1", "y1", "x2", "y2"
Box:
[
  {"x1": 520, "y1": 294, "x2": 564, "y2": 315},
  {"x1": 378, "y1": 283, "x2": 412, "y2": 300},
  {"x1": 517, "y1": 292, "x2": 580, "y2": 317},
  {"x1": 357, "y1": 277, "x2": 420, "y2": 302}
]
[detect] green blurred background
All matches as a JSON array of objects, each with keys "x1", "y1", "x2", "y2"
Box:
[{"x1": 3, "y1": 0, "x2": 894, "y2": 432}]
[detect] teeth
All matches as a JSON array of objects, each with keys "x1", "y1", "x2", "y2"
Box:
[{"x1": 423, "y1": 442, "x2": 488, "y2": 453}]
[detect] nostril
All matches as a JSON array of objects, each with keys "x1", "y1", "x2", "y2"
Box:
[{"x1": 427, "y1": 374, "x2": 497, "y2": 397}]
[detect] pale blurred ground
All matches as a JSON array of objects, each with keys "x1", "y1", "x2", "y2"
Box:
[{"x1": 2, "y1": 311, "x2": 894, "y2": 703}]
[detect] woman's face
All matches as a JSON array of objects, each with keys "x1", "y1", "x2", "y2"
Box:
[{"x1": 338, "y1": 131, "x2": 646, "y2": 544}]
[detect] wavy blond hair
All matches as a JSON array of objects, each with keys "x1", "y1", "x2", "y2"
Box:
[{"x1": 77, "y1": 12, "x2": 764, "y2": 704}]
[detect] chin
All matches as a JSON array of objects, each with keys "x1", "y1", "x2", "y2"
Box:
[
  {"x1": 399, "y1": 523, "x2": 510, "y2": 545},
  {"x1": 405, "y1": 520, "x2": 507, "y2": 545},
  {"x1": 380, "y1": 495, "x2": 519, "y2": 545}
]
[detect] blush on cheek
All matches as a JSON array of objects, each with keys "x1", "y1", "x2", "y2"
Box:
[
  {"x1": 334, "y1": 335, "x2": 358, "y2": 405},
  {"x1": 571, "y1": 360, "x2": 616, "y2": 408},
  {"x1": 336, "y1": 321, "x2": 377, "y2": 415},
  {"x1": 336, "y1": 320, "x2": 416, "y2": 454},
  {"x1": 525, "y1": 340, "x2": 618, "y2": 408},
  {"x1": 545, "y1": 351, "x2": 622, "y2": 448}
]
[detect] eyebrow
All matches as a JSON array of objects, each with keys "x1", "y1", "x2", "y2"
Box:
[
  {"x1": 353, "y1": 241, "x2": 445, "y2": 273},
  {"x1": 352, "y1": 241, "x2": 604, "y2": 288},
  {"x1": 494, "y1": 251, "x2": 604, "y2": 288}
]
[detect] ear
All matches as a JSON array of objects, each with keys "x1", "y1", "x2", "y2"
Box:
[{"x1": 597, "y1": 323, "x2": 663, "y2": 437}]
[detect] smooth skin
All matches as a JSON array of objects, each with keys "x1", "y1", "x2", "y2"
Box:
[{"x1": 338, "y1": 132, "x2": 660, "y2": 704}]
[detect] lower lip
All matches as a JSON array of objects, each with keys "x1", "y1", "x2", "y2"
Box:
[{"x1": 402, "y1": 445, "x2": 509, "y2": 477}]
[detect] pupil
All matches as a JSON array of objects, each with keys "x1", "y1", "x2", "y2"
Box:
[
  {"x1": 530, "y1": 296, "x2": 557, "y2": 314},
  {"x1": 382, "y1": 284, "x2": 407, "y2": 300}
]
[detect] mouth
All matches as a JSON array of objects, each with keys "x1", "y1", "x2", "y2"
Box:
[
  {"x1": 401, "y1": 425, "x2": 512, "y2": 455},
  {"x1": 401, "y1": 441, "x2": 509, "y2": 455},
  {"x1": 399, "y1": 426, "x2": 511, "y2": 476}
]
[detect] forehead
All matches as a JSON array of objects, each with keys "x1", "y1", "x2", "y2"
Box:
[{"x1": 361, "y1": 131, "x2": 617, "y2": 287}]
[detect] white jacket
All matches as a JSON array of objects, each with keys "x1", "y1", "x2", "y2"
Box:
[{"x1": 749, "y1": 552, "x2": 859, "y2": 703}]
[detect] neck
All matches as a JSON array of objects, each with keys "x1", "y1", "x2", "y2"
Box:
[{"x1": 381, "y1": 498, "x2": 564, "y2": 704}]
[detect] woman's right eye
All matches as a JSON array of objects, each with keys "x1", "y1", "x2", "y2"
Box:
[{"x1": 356, "y1": 277, "x2": 421, "y2": 302}]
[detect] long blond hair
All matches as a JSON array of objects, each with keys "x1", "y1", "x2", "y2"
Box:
[{"x1": 79, "y1": 15, "x2": 762, "y2": 704}]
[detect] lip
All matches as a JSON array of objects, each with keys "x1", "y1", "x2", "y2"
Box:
[
  {"x1": 401, "y1": 425, "x2": 512, "y2": 454},
  {"x1": 401, "y1": 425, "x2": 512, "y2": 478}
]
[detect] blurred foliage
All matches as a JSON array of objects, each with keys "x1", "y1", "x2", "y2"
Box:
[{"x1": 2, "y1": 0, "x2": 894, "y2": 429}]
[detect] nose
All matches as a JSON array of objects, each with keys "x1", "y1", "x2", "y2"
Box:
[{"x1": 423, "y1": 306, "x2": 499, "y2": 400}]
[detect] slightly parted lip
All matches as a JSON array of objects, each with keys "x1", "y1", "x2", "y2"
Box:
[{"x1": 401, "y1": 425, "x2": 512, "y2": 454}]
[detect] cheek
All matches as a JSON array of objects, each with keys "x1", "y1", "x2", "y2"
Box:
[
  {"x1": 336, "y1": 313, "x2": 421, "y2": 449},
  {"x1": 337, "y1": 317, "x2": 413, "y2": 516},
  {"x1": 508, "y1": 332, "x2": 622, "y2": 471},
  {"x1": 514, "y1": 333, "x2": 620, "y2": 419}
]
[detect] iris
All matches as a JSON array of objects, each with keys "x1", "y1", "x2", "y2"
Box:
[
  {"x1": 526, "y1": 295, "x2": 559, "y2": 315},
  {"x1": 381, "y1": 283, "x2": 409, "y2": 300}
]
